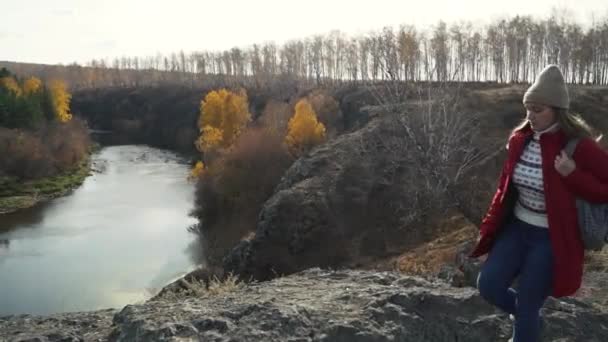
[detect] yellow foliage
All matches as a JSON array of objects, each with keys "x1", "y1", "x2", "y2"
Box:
[
  {"x1": 199, "y1": 90, "x2": 225, "y2": 129},
  {"x1": 23, "y1": 77, "x2": 42, "y2": 95},
  {"x1": 285, "y1": 99, "x2": 326, "y2": 155},
  {"x1": 0, "y1": 77, "x2": 22, "y2": 96},
  {"x1": 195, "y1": 125, "x2": 224, "y2": 153},
  {"x1": 48, "y1": 80, "x2": 72, "y2": 123},
  {"x1": 189, "y1": 161, "x2": 206, "y2": 180},
  {"x1": 196, "y1": 89, "x2": 250, "y2": 152}
]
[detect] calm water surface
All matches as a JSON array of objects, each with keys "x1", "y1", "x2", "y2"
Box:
[{"x1": 0, "y1": 145, "x2": 199, "y2": 315}]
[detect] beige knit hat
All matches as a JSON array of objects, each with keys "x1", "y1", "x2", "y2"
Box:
[{"x1": 523, "y1": 64, "x2": 569, "y2": 109}]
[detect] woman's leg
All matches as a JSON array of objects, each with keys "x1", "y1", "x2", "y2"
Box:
[
  {"x1": 512, "y1": 227, "x2": 553, "y2": 342},
  {"x1": 477, "y1": 220, "x2": 526, "y2": 315}
]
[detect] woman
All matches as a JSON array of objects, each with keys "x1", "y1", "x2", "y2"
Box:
[{"x1": 470, "y1": 64, "x2": 608, "y2": 342}]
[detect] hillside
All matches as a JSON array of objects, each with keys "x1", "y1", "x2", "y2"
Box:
[{"x1": 2, "y1": 82, "x2": 607, "y2": 341}]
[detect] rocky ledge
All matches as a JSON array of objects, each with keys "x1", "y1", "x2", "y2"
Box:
[{"x1": 2, "y1": 268, "x2": 607, "y2": 342}]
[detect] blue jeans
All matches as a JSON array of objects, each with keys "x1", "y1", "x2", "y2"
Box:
[{"x1": 477, "y1": 217, "x2": 554, "y2": 342}]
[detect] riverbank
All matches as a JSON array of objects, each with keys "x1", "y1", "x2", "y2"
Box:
[{"x1": 0, "y1": 154, "x2": 92, "y2": 215}]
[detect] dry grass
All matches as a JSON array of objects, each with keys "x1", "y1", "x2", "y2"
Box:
[
  {"x1": 158, "y1": 273, "x2": 244, "y2": 301},
  {"x1": 395, "y1": 213, "x2": 478, "y2": 276},
  {"x1": 207, "y1": 274, "x2": 243, "y2": 296},
  {"x1": 390, "y1": 208, "x2": 608, "y2": 313}
]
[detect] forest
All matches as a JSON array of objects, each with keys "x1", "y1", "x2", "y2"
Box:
[
  {"x1": 2, "y1": 13, "x2": 608, "y2": 90},
  {"x1": 0, "y1": 67, "x2": 90, "y2": 212}
]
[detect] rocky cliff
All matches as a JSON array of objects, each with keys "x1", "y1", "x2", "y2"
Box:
[{"x1": 224, "y1": 112, "x2": 444, "y2": 281}]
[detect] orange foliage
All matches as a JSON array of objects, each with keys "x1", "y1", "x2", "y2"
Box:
[
  {"x1": 189, "y1": 161, "x2": 206, "y2": 180},
  {"x1": 22, "y1": 77, "x2": 42, "y2": 95},
  {"x1": 196, "y1": 89, "x2": 250, "y2": 153},
  {"x1": 48, "y1": 80, "x2": 72, "y2": 123},
  {"x1": 195, "y1": 126, "x2": 223, "y2": 153},
  {"x1": 0, "y1": 77, "x2": 22, "y2": 96},
  {"x1": 285, "y1": 99, "x2": 326, "y2": 155}
]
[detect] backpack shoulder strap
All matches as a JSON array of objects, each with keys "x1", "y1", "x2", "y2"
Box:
[{"x1": 564, "y1": 138, "x2": 581, "y2": 158}]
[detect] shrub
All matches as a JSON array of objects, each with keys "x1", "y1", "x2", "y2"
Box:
[
  {"x1": 259, "y1": 100, "x2": 291, "y2": 136},
  {"x1": 306, "y1": 90, "x2": 342, "y2": 136},
  {"x1": 0, "y1": 118, "x2": 91, "y2": 181},
  {"x1": 189, "y1": 128, "x2": 293, "y2": 266}
]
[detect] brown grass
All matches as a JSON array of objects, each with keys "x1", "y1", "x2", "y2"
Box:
[
  {"x1": 394, "y1": 213, "x2": 478, "y2": 275},
  {"x1": 158, "y1": 274, "x2": 243, "y2": 300}
]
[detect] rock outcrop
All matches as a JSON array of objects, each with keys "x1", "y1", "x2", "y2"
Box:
[
  {"x1": 223, "y1": 85, "x2": 608, "y2": 283},
  {"x1": 0, "y1": 309, "x2": 117, "y2": 342},
  {"x1": 2, "y1": 269, "x2": 607, "y2": 341},
  {"x1": 224, "y1": 113, "x2": 445, "y2": 281}
]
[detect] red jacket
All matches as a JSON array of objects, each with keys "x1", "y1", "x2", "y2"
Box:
[{"x1": 470, "y1": 124, "x2": 608, "y2": 297}]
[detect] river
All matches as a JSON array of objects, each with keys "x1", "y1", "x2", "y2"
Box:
[{"x1": 0, "y1": 145, "x2": 199, "y2": 315}]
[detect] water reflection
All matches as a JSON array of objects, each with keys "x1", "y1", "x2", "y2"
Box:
[
  {"x1": 0, "y1": 202, "x2": 48, "y2": 232},
  {"x1": 0, "y1": 145, "x2": 198, "y2": 315}
]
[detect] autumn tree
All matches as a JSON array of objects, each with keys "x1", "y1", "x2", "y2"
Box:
[
  {"x1": 195, "y1": 89, "x2": 251, "y2": 153},
  {"x1": 46, "y1": 80, "x2": 72, "y2": 123},
  {"x1": 189, "y1": 128, "x2": 293, "y2": 267},
  {"x1": 1, "y1": 77, "x2": 22, "y2": 97},
  {"x1": 23, "y1": 77, "x2": 42, "y2": 95},
  {"x1": 285, "y1": 99, "x2": 326, "y2": 155},
  {"x1": 0, "y1": 75, "x2": 45, "y2": 128}
]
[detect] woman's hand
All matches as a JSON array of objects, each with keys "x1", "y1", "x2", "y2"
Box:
[{"x1": 555, "y1": 150, "x2": 576, "y2": 177}]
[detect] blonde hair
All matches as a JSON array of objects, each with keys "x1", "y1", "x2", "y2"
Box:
[{"x1": 512, "y1": 107, "x2": 598, "y2": 140}]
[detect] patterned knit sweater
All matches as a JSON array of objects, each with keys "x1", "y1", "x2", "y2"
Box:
[{"x1": 512, "y1": 123, "x2": 559, "y2": 228}]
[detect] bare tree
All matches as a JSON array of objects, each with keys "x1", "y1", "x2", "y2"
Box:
[
  {"x1": 358, "y1": 37, "x2": 370, "y2": 81},
  {"x1": 345, "y1": 38, "x2": 359, "y2": 81},
  {"x1": 10, "y1": 13, "x2": 608, "y2": 88},
  {"x1": 311, "y1": 36, "x2": 324, "y2": 83},
  {"x1": 398, "y1": 25, "x2": 420, "y2": 82},
  {"x1": 431, "y1": 21, "x2": 449, "y2": 82}
]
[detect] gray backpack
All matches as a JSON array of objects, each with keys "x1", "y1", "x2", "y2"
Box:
[{"x1": 564, "y1": 139, "x2": 608, "y2": 251}]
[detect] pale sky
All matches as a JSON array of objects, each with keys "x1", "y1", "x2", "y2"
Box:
[{"x1": 2, "y1": 0, "x2": 607, "y2": 65}]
